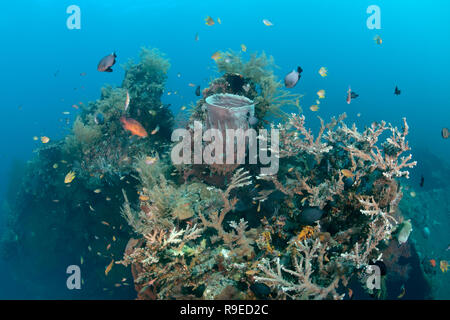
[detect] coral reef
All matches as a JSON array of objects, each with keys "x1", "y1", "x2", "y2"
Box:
[
  {"x1": 1, "y1": 46, "x2": 425, "y2": 300},
  {"x1": 121, "y1": 108, "x2": 417, "y2": 299}
]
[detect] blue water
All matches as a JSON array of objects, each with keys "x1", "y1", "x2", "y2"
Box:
[{"x1": 0, "y1": 0, "x2": 449, "y2": 299}]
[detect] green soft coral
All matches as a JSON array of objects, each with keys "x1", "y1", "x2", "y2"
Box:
[{"x1": 216, "y1": 50, "x2": 302, "y2": 120}]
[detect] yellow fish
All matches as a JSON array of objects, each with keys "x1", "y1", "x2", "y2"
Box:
[
  {"x1": 319, "y1": 67, "x2": 328, "y2": 77},
  {"x1": 94, "y1": 189, "x2": 102, "y2": 193},
  {"x1": 217, "y1": 18, "x2": 222, "y2": 24},
  {"x1": 211, "y1": 51, "x2": 222, "y2": 61},
  {"x1": 53, "y1": 163, "x2": 59, "y2": 169},
  {"x1": 440, "y1": 260, "x2": 449, "y2": 273},
  {"x1": 310, "y1": 105, "x2": 319, "y2": 112},
  {"x1": 33, "y1": 136, "x2": 38, "y2": 141},
  {"x1": 241, "y1": 44, "x2": 247, "y2": 52},
  {"x1": 262, "y1": 19, "x2": 273, "y2": 26},
  {"x1": 317, "y1": 89, "x2": 326, "y2": 99},
  {"x1": 205, "y1": 16, "x2": 215, "y2": 26},
  {"x1": 397, "y1": 285, "x2": 406, "y2": 299},
  {"x1": 374, "y1": 35, "x2": 382, "y2": 45},
  {"x1": 41, "y1": 136, "x2": 50, "y2": 144},
  {"x1": 64, "y1": 171, "x2": 76, "y2": 184}
]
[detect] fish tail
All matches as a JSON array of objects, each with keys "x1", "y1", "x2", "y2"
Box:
[{"x1": 297, "y1": 66, "x2": 303, "y2": 74}]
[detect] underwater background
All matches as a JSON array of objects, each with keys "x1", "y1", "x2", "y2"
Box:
[{"x1": 0, "y1": 0, "x2": 449, "y2": 299}]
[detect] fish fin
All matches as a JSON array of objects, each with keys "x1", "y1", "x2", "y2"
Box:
[
  {"x1": 297, "y1": 66, "x2": 303, "y2": 74},
  {"x1": 113, "y1": 52, "x2": 117, "y2": 58},
  {"x1": 105, "y1": 67, "x2": 113, "y2": 72}
]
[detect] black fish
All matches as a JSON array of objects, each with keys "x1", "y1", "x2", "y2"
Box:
[
  {"x1": 97, "y1": 52, "x2": 117, "y2": 72},
  {"x1": 394, "y1": 86, "x2": 401, "y2": 95},
  {"x1": 420, "y1": 175, "x2": 424, "y2": 187},
  {"x1": 351, "y1": 92, "x2": 359, "y2": 99},
  {"x1": 299, "y1": 206, "x2": 324, "y2": 225},
  {"x1": 195, "y1": 85, "x2": 201, "y2": 96},
  {"x1": 224, "y1": 73, "x2": 245, "y2": 93}
]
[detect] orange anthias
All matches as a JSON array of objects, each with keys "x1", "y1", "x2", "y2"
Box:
[
  {"x1": 429, "y1": 259, "x2": 436, "y2": 267},
  {"x1": 120, "y1": 117, "x2": 148, "y2": 137}
]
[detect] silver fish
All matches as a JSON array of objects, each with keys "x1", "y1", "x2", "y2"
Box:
[
  {"x1": 97, "y1": 52, "x2": 117, "y2": 72},
  {"x1": 284, "y1": 66, "x2": 303, "y2": 88}
]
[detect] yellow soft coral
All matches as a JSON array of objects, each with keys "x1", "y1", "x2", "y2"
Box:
[{"x1": 296, "y1": 226, "x2": 315, "y2": 242}]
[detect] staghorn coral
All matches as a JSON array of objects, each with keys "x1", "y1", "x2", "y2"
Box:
[
  {"x1": 255, "y1": 239, "x2": 343, "y2": 300},
  {"x1": 248, "y1": 113, "x2": 416, "y2": 299},
  {"x1": 119, "y1": 167, "x2": 260, "y2": 299}
]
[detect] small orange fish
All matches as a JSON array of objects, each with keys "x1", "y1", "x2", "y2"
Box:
[
  {"x1": 120, "y1": 117, "x2": 148, "y2": 137},
  {"x1": 64, "y1": 171, "x2": 76, "y2": 184},
  {"x1": 105, "y1": 259, "x2": 114, "y2": 276},
  {"x1": 151, "y1": 125, "x2": 160, "y2": 135},
  {"x1": 429, "y1": 259, "x2": 436, "y2": 267},
  {"x1": 139, "y1": 195, "x2": 150, "y2": 201},
  {"x1": 101, "y1": 221, "x2": 110, "y2": 226},
  {"x1": 188, "y1": 83, "x2": 196, "y2": 87},
  {"x1": 41, "y1": 136, "x2": 50, "y2": 144},
  {"x1": 341, "y1": 169, "x2": 354, "y2": 178},
  {"x1": 106, "y1": 244, "x2": 111, "y2": 250},
  {"x1": 348, "y1": 288, "x2": 353, "y2": 299}
]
